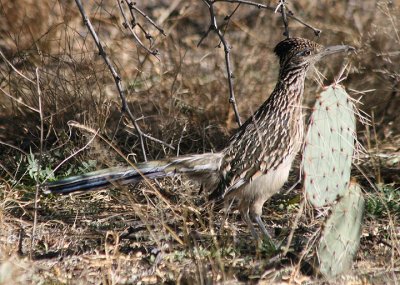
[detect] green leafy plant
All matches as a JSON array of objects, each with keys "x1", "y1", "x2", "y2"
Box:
[
  {"x1": 365, "y1": 183, "x2": 400, "y2": 218},
  {"x1": 27, "y1": 151, "x2": 55, "y2": 181},
  {"x1": 27, "y1": 150, "x2": 97, "y2": 182}
]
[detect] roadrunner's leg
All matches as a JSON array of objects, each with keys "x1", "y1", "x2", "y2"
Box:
[
  {"x1": 241, "y1": 210, "x2": 259, "y2": 240},
  {"x1": 254, "y1": 215, "x2": 276, "y2": 249},
  {"x1": 242, "y1": 207, "x2": 276, "y2": 248}
]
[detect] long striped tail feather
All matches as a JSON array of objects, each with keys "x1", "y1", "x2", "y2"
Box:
[{"x1": 43, "y1": 153, "x2": 223, "y2": 195}]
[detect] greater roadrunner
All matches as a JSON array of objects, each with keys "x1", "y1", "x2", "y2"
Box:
[{"x1": 44, "y1": 38, "x2": 354, "y2": 243}]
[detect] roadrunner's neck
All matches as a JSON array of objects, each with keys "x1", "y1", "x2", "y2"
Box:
[
  {"x1": 269, "y1": 63, "x2": 308, "y2": 133},
  {"x1": 268, "y1": 64, "x2": 308, "y2": 122}
]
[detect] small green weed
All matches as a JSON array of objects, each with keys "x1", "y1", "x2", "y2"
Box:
[{"x1": 365, "y1": 183, "x2": 400, "y2": 218}]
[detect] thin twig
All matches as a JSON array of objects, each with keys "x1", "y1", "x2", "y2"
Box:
[
  {"x1": 0, "y1": 163, "x2": 14, "y2": 181},
  {"x1": 117, "y1": 0, "x2": 160, "y2": 59},
  {"x1": 0, "y1": 49, "x2": 35, "y2": 84},
  {"x1": 282, "y1": 198, "x2": 305, "y2": 255},
  {"x1": 277, "y1": 0, "x2": 290, "y2": 38},
  {"x1": 0, "y1": 87, "x2": 39, "y2": 113},
  {"x1": 214, "y1": 0, "x2": 321, "y2": 36},
  {"x1": 0, "y1": 140, "x2": 28, "y2": 155},
  {"x1": 124, "y1": 3, "x2": 155, "y2": 47},
  {"x1": 219, "y1": 3, "x2": 241, "y2": 42},
  {"x1": 74, "y1": 0, "x2": 175, "y2": 161},
  {"x1": 286, "y1": 8, "x2": 321, "y2": 36},
  {"x1": 42, "y1": 124, "x2": 99, "y2": 184},
  {"x1": 125, "y1": 0, "x2": 166, "y2": 36},
  {"x1": 198, "y1": 0, "x2": 322, "y2": 127},
  {"x1": 199, "y1": 0, "x2": 242, "y2": 126},
  {"x1": 30, "y1": 68, "x2": 44, "y2": 259}
]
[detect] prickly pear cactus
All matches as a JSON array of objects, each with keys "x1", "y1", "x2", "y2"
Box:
[
  {"x1": 303, "y1": 85, "x2": 356, "y2": 207},
  {"x1": 317, "y1": 182, "x2": 365, "y2": 278}
]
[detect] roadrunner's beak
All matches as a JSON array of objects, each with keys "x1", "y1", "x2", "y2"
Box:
[{"x1": 319, "y1": 45, "x2": 355, "y2": 58}]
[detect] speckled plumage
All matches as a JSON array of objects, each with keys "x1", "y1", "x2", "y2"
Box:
[
  {"x1": 45, "y1": 38, "x2": 353, "y2": 242},
  {"x1": 205, "y1": 38, "x2": 325, "y2": 239}
]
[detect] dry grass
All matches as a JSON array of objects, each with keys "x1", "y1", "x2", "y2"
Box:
[{"x1": 0, "y1": 0, "x2": 399, "y2": 284}]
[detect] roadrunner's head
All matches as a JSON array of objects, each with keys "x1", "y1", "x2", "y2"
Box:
[{"x1": 274, "y1": 37, "x2": 354, "y2": 75}]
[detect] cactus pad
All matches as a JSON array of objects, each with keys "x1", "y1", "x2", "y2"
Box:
[
  {"x1": 317, "y1": 182, "x2": 364, "y2": 278},
  {"x1": 303, "y1": 85, "x2": 356, "y2": 207}
]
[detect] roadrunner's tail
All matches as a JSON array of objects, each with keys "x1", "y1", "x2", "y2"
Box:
[{"x1": 44, "y1": 153, "x2": 223, "y2": 195}]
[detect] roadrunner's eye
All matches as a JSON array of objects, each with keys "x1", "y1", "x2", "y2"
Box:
[{"x1": 298, "y1": 49, "x2": 312, "y2": 56}]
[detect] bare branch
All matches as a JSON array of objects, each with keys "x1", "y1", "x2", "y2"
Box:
[
  {"x1": 199, "y1": 0, "x2": 242, "y2": 126},
  {"x1": 286, "y1": 8, "x2": 321, "y2": 36},
  {"x1": 276, "y1": 0, "x2": 290, "y2": 38},
  {"x1": 0, "y1": 140, "x2": 28, "y2": 155},
  {"x1": 74, "y1": 0, "x2": 175, "y2": 161},
  {"x1": 125, "y1": 0, "x2": 166, "y2": 36},
  {"x1": 220, "y1": 3, "x2": 241, "y2": 39},
  {"x1": 214, "y1": 0, "x2": 321, "y2": 36},
  {"x1": 0, "y1": 49, "x2": 35, "y2": 85},
  {"x1": 198, "y1": 0, "x2": 322, "y2": 127},
  {"x1": 117, "y1": 0, "x2": 160, "y2": 59},
  {"x1": 0, "y1": 87, "x2": 39, "y2": 113},
  {"x1": 42, "y1": 123, "x2": 99, "y2": 184},
  {"x1": 30, "y1": 67, "x2": 44, "y2": 259}
]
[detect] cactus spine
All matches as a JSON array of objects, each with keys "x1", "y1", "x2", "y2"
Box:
[
  {"x1": 303, "y1": 85, "x2": 356, "y2": 208},
  {"x1": 302, "y1": 85, "x2": 364, "y2": 278},
  {"x1": 317, "y1": 182, "x2": 365, "y2": 278}
]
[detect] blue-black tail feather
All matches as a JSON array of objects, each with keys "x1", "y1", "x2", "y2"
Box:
[{"x1": 43, "y1": 154, "x2": 223, "y2": 195}]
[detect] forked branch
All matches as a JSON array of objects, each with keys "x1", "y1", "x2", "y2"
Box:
[
  {"x1": 74, "y1": 0, "x2": 174, "y2": 161},
  {"x1": 199, "y1": 0, "x2": 243, "y2": 126},
  {"x1": 214, "y1": 0, "x2": 321, "y2": 36},
  {"x1": 199, "y1": 0, "x2": 321, "y2": 127},
  {"x1": 117, "y1": 0, "x2": 164, "y2": 59}
]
